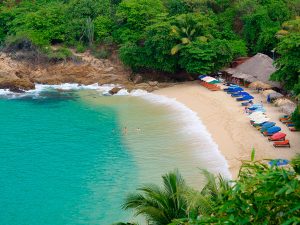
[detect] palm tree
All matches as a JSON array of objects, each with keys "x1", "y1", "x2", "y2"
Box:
[
  {"x1": 123, "y1": 170, "x2": 189, "y2": 225},
  {"x1": 170, "y1": 14, "x2": 210, "y2": 55},
  {"x1": 184, "y1": 170, "x2": 230, "y2": 218}
]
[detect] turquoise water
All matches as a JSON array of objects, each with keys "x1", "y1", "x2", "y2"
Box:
[
  {"x1": 0, "y1": 91, "x2": 137, "y2": 225},
  {"x1": 0, "y1": 88, "x2": 230, "y2": 225}
]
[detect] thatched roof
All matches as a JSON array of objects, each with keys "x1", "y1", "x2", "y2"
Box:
[{"x1": 224, "y1": 53, "x2": 281, "y2": 88}]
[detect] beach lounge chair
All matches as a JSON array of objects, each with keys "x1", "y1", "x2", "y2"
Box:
[
  {"x1": 263, "y1": 126, "x2": 281, "y2": 136},
  {"x1": 286, "y1": 123, "x2": 295, "y2": 127},
  {"x1": 231, "y1": 92, "x2": 250, "y2": 97},
  {"x1": 289, "y1": 127, "x2": 300, "y2": 132},
  {"x1": 226, "y1": 87, "x2": 243, "y2": 93},
  {"x1": 273, "y1": 140, "x2": 290, "y2": 148},
  {"x1": 268, "y1": 159, "x2": 289, "y2": 166},
  {"x1": 241, "y1": 100, "x2": 253, "y2": 106},
  {"x1": 237, "y1": 95, "x2": 254, "y2": 101},
  {"x1": 279, "y1": 116, "x2": 291, "y2": 122},
  {"x1": 268, "y1": 132, "x2": 286, "y2": 141}
]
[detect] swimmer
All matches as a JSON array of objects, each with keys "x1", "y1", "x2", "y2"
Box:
[{"x1": 123, "y1": 127, "x2": 128, "y2": 135}]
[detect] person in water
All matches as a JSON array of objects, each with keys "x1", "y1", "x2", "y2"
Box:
[{"x1": 123, "y1": 127, "x2": 128, "y2": 135}]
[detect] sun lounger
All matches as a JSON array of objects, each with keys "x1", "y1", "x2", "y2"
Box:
[
  {"x1": 279, "y1": 117, "x2": 291, "y2": 122},
  {"x1": 282, "y1": 120, "x2": 293, "y2": 124},
  {"x1": 263, "y1": 126, "x2": 281, "y2": 136},
  {"x1": 268, "y1": 132, "x2": 286, "y2": 141},
  {"x1": 269, "y1": 159, "x2": 289, "y2": 166},
  {"x1": 273, "y1": 140, "x2": 290, "y2": 148},
  {"x1": 237, "y1": 95, "x2": 254, "y2": 101},
  {"x1": 231, "y1": 92, "x2": 250, "y2": 97},
  {"x1": 241, "y1": 101, "x2": 253, "y2": 106},
  {"x1": 289, "y1": 127, "x2": 300, "y2": 132},
  {"x1": 286, "y1": 123, "x2": 295, "y2": 127}
]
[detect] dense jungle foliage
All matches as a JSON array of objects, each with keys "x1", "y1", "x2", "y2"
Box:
[
  {"x1": 0, "y1": 0, "x2": 299, "y2": 119},
  {"x1": 116, "y1": 153, "x2": 300, "y2": 225}
]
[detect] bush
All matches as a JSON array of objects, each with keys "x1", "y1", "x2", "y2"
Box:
[
  {"x1": 75, "y1": 43, "x2": 86, "y2": 53},
  {"x1": 91, "y1": 48, "x2": 110, "y2": 59},
  {"x1": 94, "y1": 16, "x2": 114, "y2": 43},
  {"x1": 46, "y1": 47, "x2": 73, "y2": 61}
]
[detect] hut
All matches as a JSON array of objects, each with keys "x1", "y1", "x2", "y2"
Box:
[{"x1": 223, "y1": 53, "x2": 281, "y2": 89}]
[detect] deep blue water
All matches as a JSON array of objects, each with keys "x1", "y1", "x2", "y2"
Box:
[{"x1": 0, "y1": 92, "x2": 137, "y2": 225}]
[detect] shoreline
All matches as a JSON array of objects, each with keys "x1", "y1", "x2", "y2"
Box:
[
  {"x1": 154, "y1": 82, "x2": 300, "y2": 178},
  {"x1": 1, "y1": 81, "x2": 299, "y2": 180}
]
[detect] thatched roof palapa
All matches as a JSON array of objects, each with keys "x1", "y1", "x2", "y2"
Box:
[{"x1": 224, "y1": 53, "x2": 281, "y2": 88}]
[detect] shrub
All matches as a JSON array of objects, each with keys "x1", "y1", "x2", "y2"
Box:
[
  {"x1": 91, "y1": 48, "x2": 110, "y2": 59},
  {"x1": 76, "y1": 43, "x2": 86, "y2": 53}
]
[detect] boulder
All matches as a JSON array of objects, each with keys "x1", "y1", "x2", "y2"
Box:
[
  {"x1": 133, "y1": 75, "x2": 143, "y2": 84},
  {"x1": 0, "y1": 77, "x2": 35, "y2": 92},
  {"x1": 148, "y1": 81, "x2": 158, "y2": 86},
  {"x1": 109, "y1": 87, "x2": 122, "y2": 95}
]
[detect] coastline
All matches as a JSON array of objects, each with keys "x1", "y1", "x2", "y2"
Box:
[{"x1": 154, "y1": 81, "x2": 300, "y2": 178}]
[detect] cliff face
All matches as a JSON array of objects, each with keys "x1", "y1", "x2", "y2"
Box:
[{"x1": 0, "y1": 51, "x2": 132, "y2": 92}]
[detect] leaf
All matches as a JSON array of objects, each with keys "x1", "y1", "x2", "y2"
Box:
[
  {"x1": 251, "y1": 148, "x2": 255, "y2": 161},
  {"x1": 181, "y1": 38, "x2": 190, "y2": 44},
  {"x1": 171, "y1": 44, "x2": 182, "y2": 55}
]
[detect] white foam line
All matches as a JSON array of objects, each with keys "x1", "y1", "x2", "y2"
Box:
[
  {"x1": 0, "y1": 83, "x2": 118, "y2": 98},
  {"x1": 129, "y1": 90, "x2": 232, "y2": 179}
]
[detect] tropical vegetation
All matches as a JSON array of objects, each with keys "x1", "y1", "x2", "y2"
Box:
[
  {"x1": 0, "y1": 0, "x2": 299, "y2": 121},
  {"x1": 117, "y1": 153, "x2": 300, "y2": 225}
]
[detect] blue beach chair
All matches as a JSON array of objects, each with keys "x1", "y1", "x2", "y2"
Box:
[{"x1": 237, "y1": 95, "x2": 254, "y2": 101}]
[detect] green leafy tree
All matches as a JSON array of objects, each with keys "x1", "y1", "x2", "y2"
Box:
[
  {"x1": 94, "y1": 15, "x2": 114, "y2": 42},
  {"x1": 271, "y1": 20, "x2": 300, "y2": 93},
  {"x1": 178, "y1": 39, "x2": 234, "y2": 74},
  {"x1": 114, "y1": 0, "x2": 166, "y2": 43}
]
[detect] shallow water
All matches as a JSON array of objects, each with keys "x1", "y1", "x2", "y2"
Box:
[{"x1": 0, "y1": 88, "x2": 230, "y2": 225}]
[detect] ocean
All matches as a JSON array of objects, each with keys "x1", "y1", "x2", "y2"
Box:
[{"x1": 0, "y1": 84, "x2": 230, "y2": 225}]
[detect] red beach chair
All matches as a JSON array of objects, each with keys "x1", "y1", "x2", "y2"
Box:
[
  {"x1": 289, "y1": 127, "x2": 300, "y2": 132},
  {"x1": 268, "y1": 132, "x2": 286, "y2": 141},
  {"x1": 273, "y1": 140, "x2": 290, "y2": 148}
]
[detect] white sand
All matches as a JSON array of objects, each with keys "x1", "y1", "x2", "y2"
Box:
[{"x1": 154, "y1": 82, "x2": 300, "y2": 178}]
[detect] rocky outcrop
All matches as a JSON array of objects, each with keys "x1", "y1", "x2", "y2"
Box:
[
  {"x1": 0, "y1": 51, "x2": 175, "y2": 93},
  {"x1": 109, "y1": 87, "x2": 122, "y2": 95}
]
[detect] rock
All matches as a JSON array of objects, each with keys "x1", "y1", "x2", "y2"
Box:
[
  {"x1": 148, "y1": 81, "x2": 158, "y2": 86},
  {"x1": 134, "y1": 83, "x2": 156, "y2": 92},
  {"x1": 109, "y1": 87, "x2": 122, "y2": 95},
  {"x1": 0, "y1": 77, "x2": 35, "y2": 92},
  {"x1": 104, "y1": 67, "x2": 114, "y2": 72},
  {"x1": 133, "y1": 75, "x2": 143, "y2": 84}
]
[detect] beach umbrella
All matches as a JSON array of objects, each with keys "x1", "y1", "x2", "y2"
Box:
[
  {"x1": 269, "y1": 92, "x2": 284, "y2": 100},
  {"x1": 249, "y1": 81, "x2": 272, "y2": 89},
  {"x1": 249, "y1": 113, "x2": 267, "y2": 119},
  {"x1": 248, "y1": 111, "x2": 265, "y2": 117},
  {"x1": 274, "y1": 98, "x2": 294, "y2": 107},
  {"x1": 253, "y1": 118, "x2": 270, "y2": 124},
  {"x1": 209, "y1": 80, "x2": 221, "y2": 84},
  {"x1": 280, "y1": 103, "x2": 297, "y2": 115},
  {"x1": 202, "y1": 77, "x2": 216, "y2": 82},
  {"x1": 250, "y1": 115, "x2": 268, "y2": 121},
  {"x1": 263, "y1": 89, "x2": 276, "y2": 97}
]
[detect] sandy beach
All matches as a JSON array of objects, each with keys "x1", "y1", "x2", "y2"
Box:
[{"x1": 154, "y1": 82, "x2": 300, "y2": 178}]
